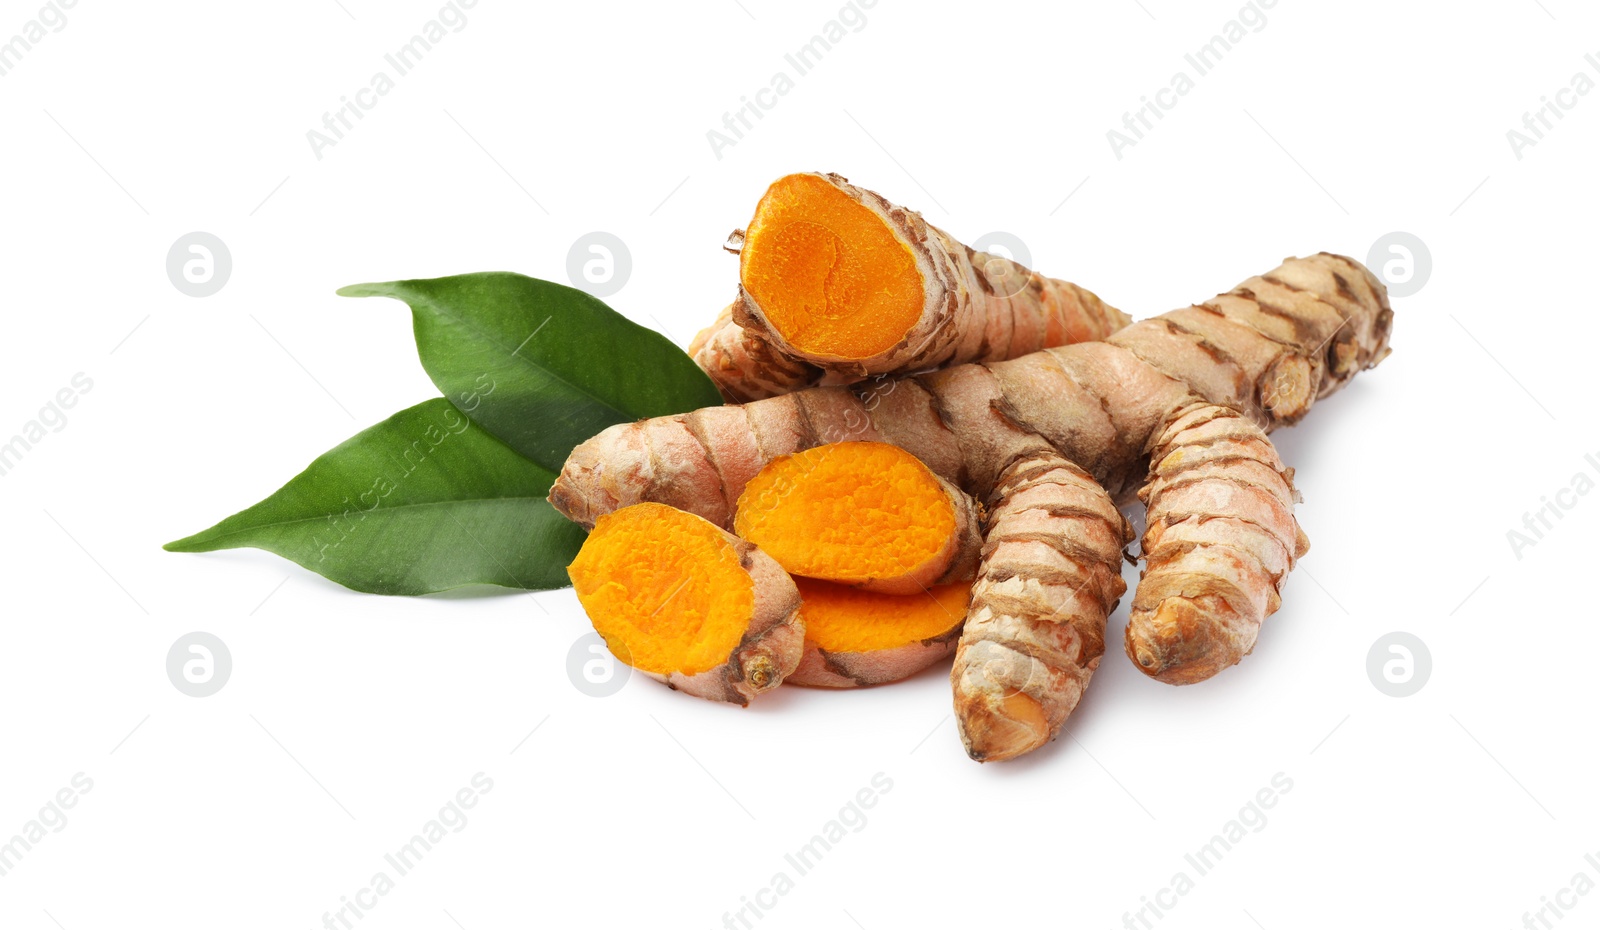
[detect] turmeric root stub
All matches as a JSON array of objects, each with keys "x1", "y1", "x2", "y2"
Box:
[{"x1": 567, "y1": 503, "x2": 803, "y2": 705}]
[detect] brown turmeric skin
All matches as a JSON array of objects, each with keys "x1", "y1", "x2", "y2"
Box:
[
  {"x1": 554, "y1": 253, "x2": 1392, "y2": 759},
  {"x1": 689, "y1": 173, "x2": 1130, "y2": 401},
  {"x1": 953, "y1": 450, "x2": 1132, "y2": 759}
]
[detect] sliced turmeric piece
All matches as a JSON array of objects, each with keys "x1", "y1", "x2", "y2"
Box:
[
  {"x1": 734, "y1": 441, "x2": 981, "y2": 595},
  {"x1": 740, "y1": 173, "x2": 926, "y2": 360},
  {"x1": 787, "y1": 578, "x2": 971, "y2": 688},
  {"x1": 567, "y1": 502, "x2": 802, "y2": 706}
]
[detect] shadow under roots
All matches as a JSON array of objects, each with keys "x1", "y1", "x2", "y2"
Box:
[{"x1": 1268, "y1": 379, "x2": 1375, "y2": 468}]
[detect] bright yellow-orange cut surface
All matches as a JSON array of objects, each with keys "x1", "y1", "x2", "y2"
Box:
[
  {"x1": 735, "y1": 442, "x2": 957, "y2": 586},
  {"x1": 795, "y1": 578, "x2": 970, "y2": 653},
  {"x1": 740, "y1": 173, "x2": 924, "y2": 359},
  {"x1": 568, "y1": 503, "x2": 754, "y2": 676}
]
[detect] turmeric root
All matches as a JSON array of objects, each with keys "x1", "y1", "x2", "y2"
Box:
[
  {"x1": 552, "y1": 253, "x2": 1393, "y2": 758},
  {"x1": 734, "y1": 442, "x2": 981, "y2": 595},
  {"x1": 689, "y1": 173, "x2": 1131, "y2": 401},
  {"x1": 1128, "y1": 403, "x2": 1309, "y2": 684},
  {"x1": 566, "y1": 503, "x2": 803, "y2": 705},
  {"x1": 953, "y1": 450, "x2": 1132, "y2": 760},
  {"x1": 787, "y1": 578, "x2": 971, "y2": 688}
]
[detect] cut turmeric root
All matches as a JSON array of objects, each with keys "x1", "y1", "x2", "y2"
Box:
[
  {"x1": 553, "y1": 253, "x2": 1394, "y2": 759},
  {"x1": 690, "y1": 173, "x2": 1130, "y2": 401},
  {"x1": 567, "y1": 503, "x2": 803, "y2": 705},
  {"x1": 787, "y1": 578, "x2": 972, "y2": 688},
  {"x1": 734, "y1": 441, "x2": 981, "y2": 595}
]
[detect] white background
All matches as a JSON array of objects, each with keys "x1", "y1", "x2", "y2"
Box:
[{"x1": 2, "y1": 1, "x2": 1596, "y2": 928}]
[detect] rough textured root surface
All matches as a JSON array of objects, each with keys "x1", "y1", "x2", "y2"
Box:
[
  {"x1": 688, "y1": 303, "x2": 822, "y2": 403},
  {"x1": 734, "y1": 442, "x2": 981, "y2": 594},
  {"x1": 566, "y1": 503, "x2": 803, "y2": 706},
  {"x1": 690, "y1": 172, "x2": 1130, "y2": 401},
  {"x1": 951, "y1": 451, "x2": 1132, "y2": 761},
  {"x1": 554, "y1": 254, "x2": 1393, "y2": 751},
  {"x1": 561, "y1": 254, "x2": 1391, "y2": 532},
  {"x1": 1126, "y1": 404, "x2": 1309, "y2": 685},
  {"x1": 786, "y1": 578, "x2": 971, "y2": 688}
]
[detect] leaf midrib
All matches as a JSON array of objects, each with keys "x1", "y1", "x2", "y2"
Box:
[
  {"x1": 175, "y1": 495, "x2": 553, "y2": 547},
  {"x1": 407, "y1": 286, "x2": 638, "y2": 424}
]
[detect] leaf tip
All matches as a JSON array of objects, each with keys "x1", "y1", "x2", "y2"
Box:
[{"x1": 164, "y1": 529, "x2": 217, "y2": 552}]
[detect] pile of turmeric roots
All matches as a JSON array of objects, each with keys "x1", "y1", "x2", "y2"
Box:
[{"x1": 553, "y1": 172, "x2": 1393, "y2": 762}]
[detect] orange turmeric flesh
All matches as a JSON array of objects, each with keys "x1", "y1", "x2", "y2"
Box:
[
  {"x1": 734, "y1": 442, "x2": 971, "y2": 594},
  {"x1": 740, "y1": 173, "x2": 924, "y2": 360},
  {"x1": 795, "y1": 578, "x2": 970, "y2": 654},
  {"x1": 568, "y1": 503, "x2": 755, "y2": 677}
]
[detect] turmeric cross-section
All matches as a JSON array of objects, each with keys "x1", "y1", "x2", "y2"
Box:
[
  {"x1": 567, "y1": 503, "x2": 803, "y2": 705},
  {"x1": 787, "y1": 578, "x2": 972, "y2": 688},
  {"x1": 741, "y1": 173, "x2": 925, "y2": 360},
  {"x1": 734, "y1": 442, "x2": 980, "y2": 595}
]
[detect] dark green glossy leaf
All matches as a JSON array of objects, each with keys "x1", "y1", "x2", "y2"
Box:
[
  {"x1": 165, "y1": 399, "x2": 585, "y2": 595},
  {"x1": 338, "y1": 273, "x2": 723, "y2": 472}
]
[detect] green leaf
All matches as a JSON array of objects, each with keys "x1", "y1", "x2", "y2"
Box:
[
  {"x1": 165, "y1": 399, "x2": 586, "y2": 596},
  {"x1": 338, "y1": 272, "x2": 723, "y2": 472}
]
